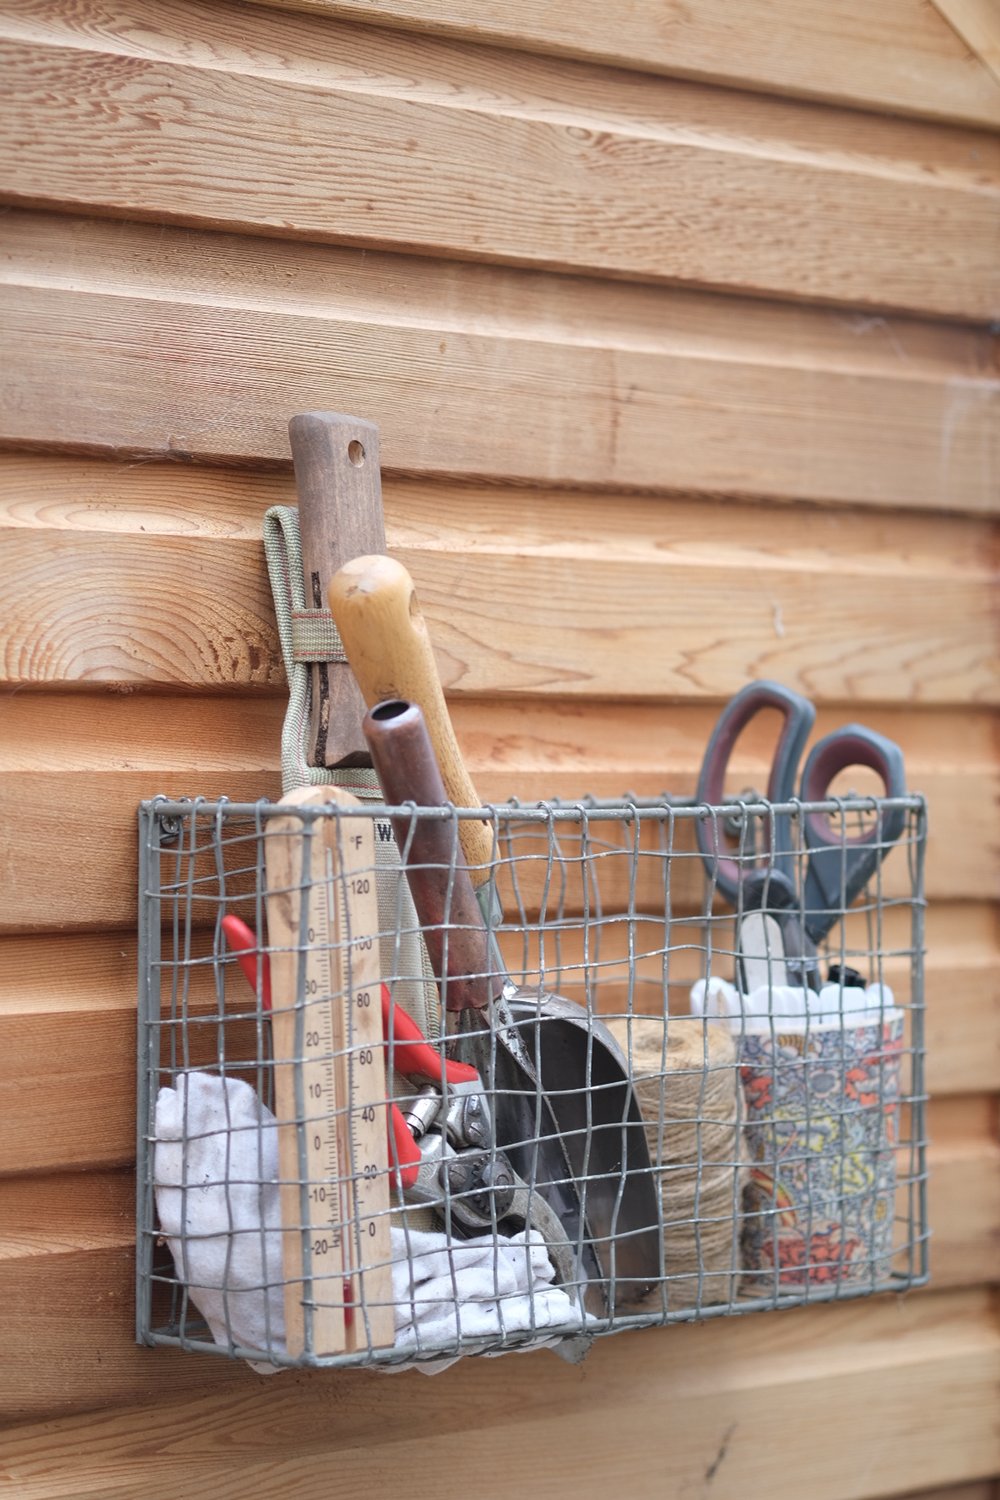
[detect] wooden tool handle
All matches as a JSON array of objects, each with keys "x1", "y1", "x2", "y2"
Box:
[
  {"x1": 289, "y1": 412, "x2": 386, "y2": 770},
  {"x1": 364, "y1": 700, "x2": 495, "y2": 1012},
  {"x1": 328, "y1": 554, "x2": 495, "y2": 883}
]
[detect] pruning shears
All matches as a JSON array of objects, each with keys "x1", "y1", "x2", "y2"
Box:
[{"x1": 221, "y1": 916, "x2": 500, "y2": 1206}]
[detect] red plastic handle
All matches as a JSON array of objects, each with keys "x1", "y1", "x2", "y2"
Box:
[
  {"x1": 380, "y1": 988, "x2": 479, "y2": 1086},
  {"x1": 220, "y1": 916, "x2": 272, "y2": 1010},
  {"x1": 388, "y1": 1103, "x2": 421, "y2": 1190},
  {"x1": 220, "y1": 919, "x2": 476, "y2": 1190}
]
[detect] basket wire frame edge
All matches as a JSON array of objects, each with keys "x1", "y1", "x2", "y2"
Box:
[{"x1": 136, "y1": 792, "x2": 930, "y2": 1369}]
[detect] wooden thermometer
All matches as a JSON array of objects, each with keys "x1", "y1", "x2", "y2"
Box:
[{"x1": 264, "y1": 786, "x2": 393, "y2": 1356}]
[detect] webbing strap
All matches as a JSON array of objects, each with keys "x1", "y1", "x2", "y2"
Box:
[{"x1": 290, "y1": 610, "x2": 349, "y2": 665}]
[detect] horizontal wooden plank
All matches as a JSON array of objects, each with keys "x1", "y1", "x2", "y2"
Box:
[
  {"x1": 3, "y1": 215, "x2": 997, "y2": 511},
  {"x1": 7, "y1": 454, "x2": 998, "y2": 560},
  {"x1": 0, "y1": 761, "x2": 936, "y2": 925},
  {"x1": 896, "y1": 1488, "x2": 999, "y2": 1500},
  {"x1": 928, "y1": 1098, "x2": 1000, "y2": 1288},
  {"x1": 0, "y1": 897, "x2": 994, "y2": 1175},
  {"x1": 0, "y1": 1263, "x2": 997, "y2": 1495},
  {"x1": 2, "y1": 457, "x2": 996, "y2": 702},
  {"x1": 0, "y1": 1170, "x2": 260, "y2": 1426},
  {"x1": 4, "y1": 528, "x2": 994, "y2": 703},
  {"x1": 3, "y1": 2, "x2": 999, "y2": 318},
  {"x1": 0, "y1": 691, "x2": 994, "y2": 931},
  {"x1": 7, "y1": 212, "x2": 993, "y2": 389},
  {"x1": 3, "y1": 530, "x2": 281, "y2": 692},
  {"x1": 245, "y1": 0, "x2": 1000, "y2": 132},
  {"x1": 0, "y1": 1123, "x2": 988, "y2": 1316},
  {"x1": 3, "y1": 660, "x2": 998, "y2": 780}
]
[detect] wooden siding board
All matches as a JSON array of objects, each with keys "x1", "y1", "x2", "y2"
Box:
[
  {"x1": 5, "y1": 444, "x2": 1000, "y2": 558},
  {"x1": 0, "y1": 761, "x2": 991, "y2": 933},
  {"x1": 2, "y1": 216, "x2": 997, "y2": 512},
  {"x1": 3, "y1": 524, "x2": 996, "y2": 703},
  {"x1": 243, "y1": 0, "x2": 1000, "y2": 131},
  {"x1": 2, "y1": 449, "x2": 999, "y2": 719},
  {"x1": 1, "y1": 903, "x2": 993, "y2": 1175},
  {"x1": 1, "y1": 4, "x2": 999, "y2": 317},
  {"x1": 0, "y1": 0, "x2": 996, "y2": 1484},
  {"x1": 0, "y1": 1284, "x2": 998, "y2": 1492},
  {"x1": 0, "y1": 684, "x2": 995, "y2": 930},
  {"x1": 5, "y1": 210, "x2": 994, "y2": 380}
]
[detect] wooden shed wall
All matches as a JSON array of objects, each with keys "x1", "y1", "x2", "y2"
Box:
[{"x1": 1, "y1": 1, "x2": 998, "y2": 1495}]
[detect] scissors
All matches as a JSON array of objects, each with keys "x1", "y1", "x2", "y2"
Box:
[{"x1": 694, "y1": 680, "x2": 907, "y2": 987}]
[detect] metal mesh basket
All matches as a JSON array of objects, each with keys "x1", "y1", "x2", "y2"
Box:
[{"x1": 136, "y1": 791, "x2": 928, "y2": 1371}]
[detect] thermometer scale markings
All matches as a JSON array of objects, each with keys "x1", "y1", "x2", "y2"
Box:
[
  {"x1": 333, "y1": 827, "x2": 394, "y2": 1351},
  {"x1": 265, "y1": 794, "x2": 349, "y2": 1357},
  {"x1": 264, "y1": 788, "x2": 392, "y2": 1359}
]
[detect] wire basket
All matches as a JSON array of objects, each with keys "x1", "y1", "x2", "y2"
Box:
[{"x1": 136, "y1": 791, "x2": 928, "y2": 1372}]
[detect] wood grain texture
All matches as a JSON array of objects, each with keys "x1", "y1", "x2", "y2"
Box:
[
  {"x1": 930, "y1": 1099, "x2": 1000, "y2": 1289},
  {"x1": 242, "y1": 0, "x2": 1000, "y2": 130},
  {"x1": 328, "y1": 553, "x2": 498, "y2": 873},
  {"x1": 0, "y1": 1, "x2": 997, "y2": 1484},
  {"x1": 2, "y1": 0, "x2": 999, "y2": 319},
  {"x1": 3, "y1": 898, "x2": 992, "y2": 1175},
  {"x1": 1, "y1": 1281, "x2": 998, "y2": 1492},
  {"x1": 0, "y1": 687, "x2": 995, "y2": 930},
  {"x1": 5, "y1": 523, "x2": 995, "y2": 701},
  {"x1": 2, "y1": 456, "x2": 997, "y2": 702},
  {"x1": 3, "y1": 214, "x2": 997, "y2": 511},
  {"x1": 902, "y1": 1488, "x2": 1000, "y2": 1500},
  {"x1": 289, "y1": 411, "x2": 387, "y2": 768}
]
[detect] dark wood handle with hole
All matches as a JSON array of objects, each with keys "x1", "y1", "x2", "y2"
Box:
[{"x1": 289, "y1": 412, "x2": 386, "y2": 769}]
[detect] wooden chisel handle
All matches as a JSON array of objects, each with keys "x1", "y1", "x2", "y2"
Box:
[
  {"x1": 289, "y1": 412, "x2": 386, "y2": 769},
  {"x1": 327, "y1": 554, "x2": 495, "y2": 883}
]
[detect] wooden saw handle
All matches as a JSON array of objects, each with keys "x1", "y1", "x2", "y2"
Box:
[
  {"x1": 289, "y1": 412, "x2": 386, "y2": 770},
  {"x1": 327, "y1": 554, "x2": 495, "y2": 883}
]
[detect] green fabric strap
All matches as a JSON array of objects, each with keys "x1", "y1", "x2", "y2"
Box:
[{"x1": 290, "y1": 610, "x2": 349, "y2": 665}]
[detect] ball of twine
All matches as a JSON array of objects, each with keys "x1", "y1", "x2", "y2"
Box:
[{"x1": 610, "y1": 1015, "x2": 746, "y2": 1311}]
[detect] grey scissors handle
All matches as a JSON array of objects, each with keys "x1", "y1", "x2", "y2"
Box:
[
  {"x1": 695, "y1": 680, "x2": 815, "y2": 906},
  {"x1": 800, "y1": 725, "x2": 907, "y2": 941},
  {"x1": 696, "y1": 681, "x2": 908, "y2": 942}
]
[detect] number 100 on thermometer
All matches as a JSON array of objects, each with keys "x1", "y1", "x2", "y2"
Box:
[{"x1": 264, "y1": 787, "x2": 393, "y2": 1357}]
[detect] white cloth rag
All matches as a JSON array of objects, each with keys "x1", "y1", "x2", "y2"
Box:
[
  {"x1": 690, "y1": 975, "x2": 900, "y2": 1032},
  {"x1": 153, "y1": 1072, "x2": 591, "y2": 1374}
]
